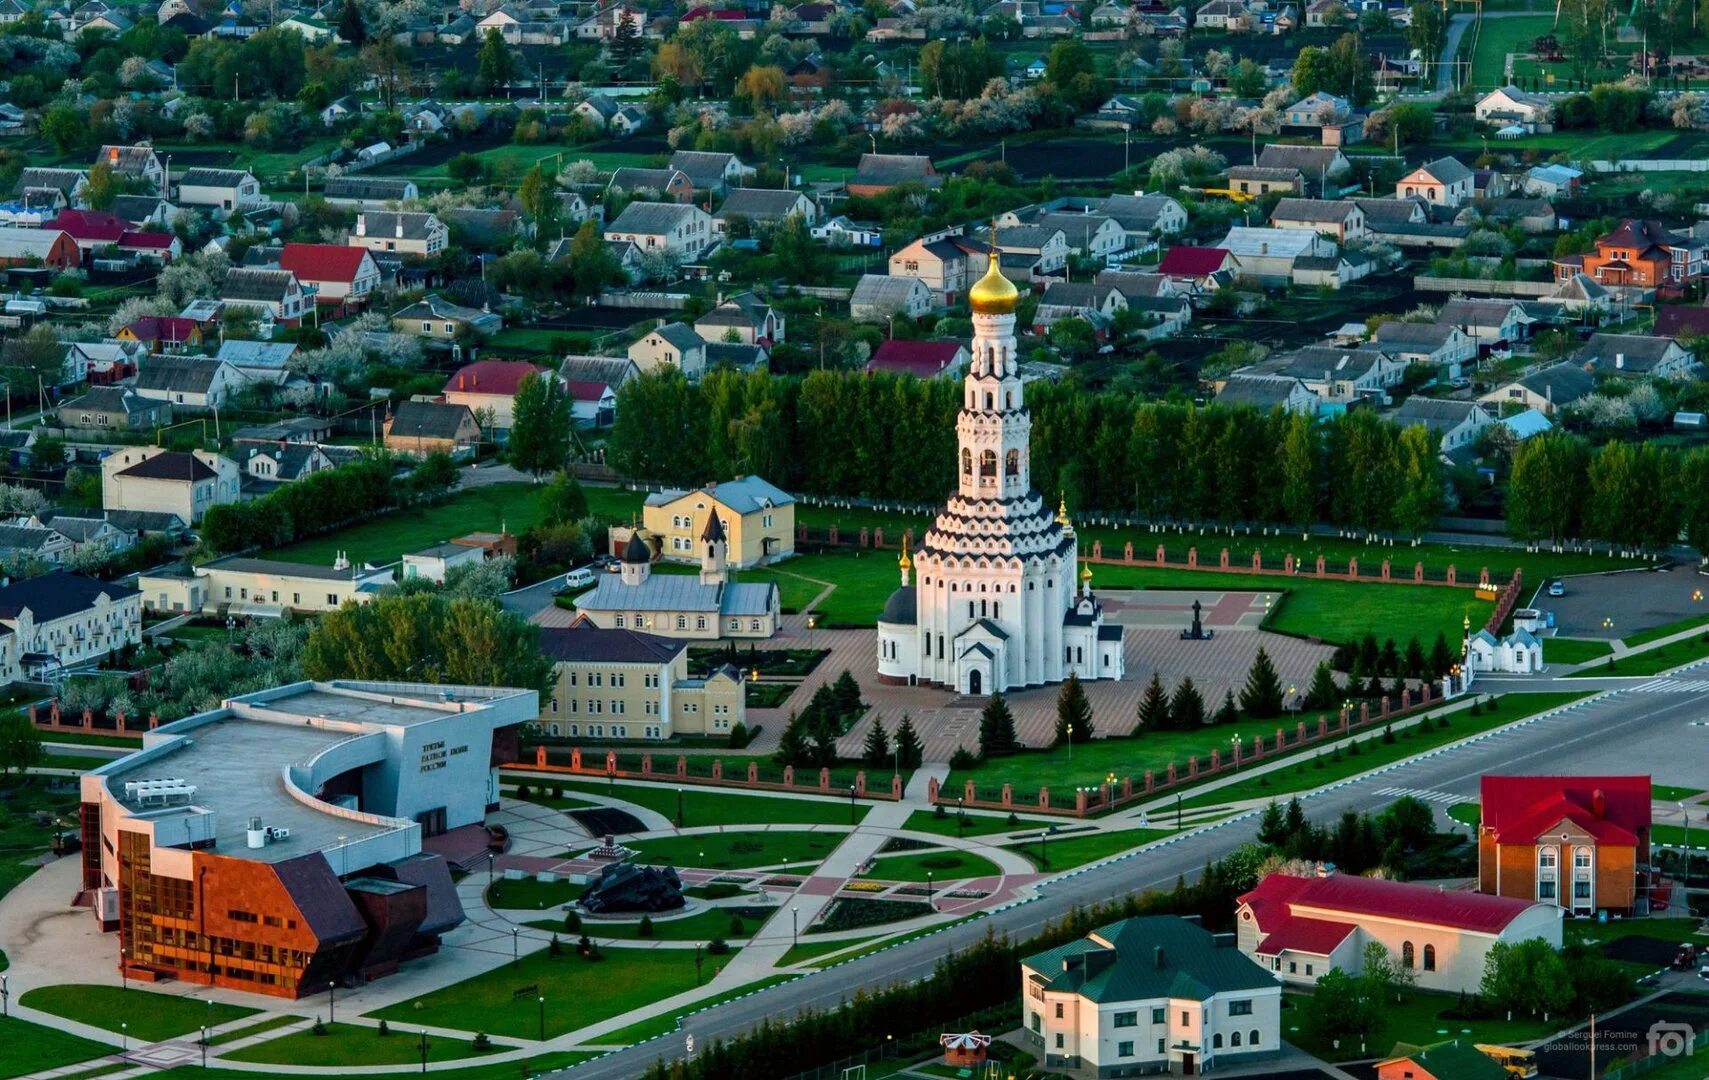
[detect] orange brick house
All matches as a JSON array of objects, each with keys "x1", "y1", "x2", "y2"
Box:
[
  {"x1": 1553, "y1": 219, "x2": 1707, "y2": 290},
  {"x1": 1477, "y1": 775, "x2": 1651, "y2": 916}
]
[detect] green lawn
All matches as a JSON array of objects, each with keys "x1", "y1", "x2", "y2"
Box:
[
  {"x1": 1653, "y1": 785, "x2": 1706, "y2": 802},
  {"x1": 804, "y1": 916, "x2": 978, "y2": 967},
  {"x1": 148, "y1": 1052, "x2": 599, "y2": 1080},
  {"x1": 1652, "y1": 823, "x2": 1708, "y2": 847},
  {"x1": 901, "y1": 809, "x2": 1048, "y2": 839},
  {"x1": 32, "y1": 730, "x2": 142, "y2": 748},
  {"x1": 204, "y1": 1015, "x2": 303, "y2": 1047},
  {"x1": 864, "y1": 849, "x2": 1004, "y2": 883},
  {"x1": 1626, "y1": 614, "x2": 1709, "y2": 647},
  {"x1": 777, "y1": 936, "x2": 883, "y2": 966},
  {"x1": 1448, "y1": 802, "x2": 1481, "y2": 829},
  {"x1": 1282, "y1": 988, "x2": 1559, "y2": 1061},
  {"x1": 486, "y1": 327, "x2": 600, "y2": 355},
  {"x1": 1545, "y1": 637, "x2": 1613, "y2": 665},
  {"x1": 19, "y1": 987, "x2": 256, "y2": 1043},
  {"x1": 1177, "y1": 692, "x2": 1592, "y2": 808},
  {"x1": 260, "y1": 484, "x2": 541, "y2": 567},
  {"x1": 607, "y1": 831, "x2": 842, "y2": 871},
  {"x1": 486, "y1": 877, "x2": 579, "y2": 911},
  {"x1": 371, "y1": 946, "x2": 720, "y2": 1040},
  {"x1": 0, "y1": 1015, "x2": 114, "y2": 1080},
  {"x1": 594, "y1": 974, "x2": 800, "y2": 1046},
  {"x1": 1569, "y1": 634, "x2": 1709, "y2": 677},
  {"x1": 1564, "y1": 917, "x2": 1706, "y2": 948},
  {"x1": 514, "y1": 778, "x2": 868, "y2": 826},
  {"x1": 1004, "y1": 828, "x2": 1162, "y2": 871},
  {"x1": 531, "y1": 906, "x2": 772, "y2": 941},
  {"x1": 222, "y1": 1022, "x2": 504, "y2": 1066},
  {"x1": 1468, "y1": 14, "x2": 1555, "y2": 89}
]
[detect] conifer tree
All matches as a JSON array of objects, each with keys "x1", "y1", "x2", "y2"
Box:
[
  {"x1": 1054, "y1": 674, "x2": 1094, "y2": 745},
  {"x1": 977, "y1": 692, "x2": 1018, "y2": 758},
  {"x1": 1213, "y1": 689, "x2": 1239, "y2": 726},
  {"x1": 1168, "y1": 676, "x2": 1206, "y2": 730},
  {"x1": 1136, "y1": 672, "x2": 1169, "y2": 734},
  {"x1": 894, "y1": 714, "x2": 924, "y2": 769},
  {"x1": 1304, "y1": 660, "x2": 1341, "y2": 710},
  {"x1": 1239, "y1": 646, "x2": 1285, "y2": 718}
]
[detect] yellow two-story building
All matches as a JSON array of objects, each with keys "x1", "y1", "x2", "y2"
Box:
[
  {"x1": 537, "y1": 622, "x2": 745, "y2": 741},
  {"x1": 639, "y1": 476, "x2": 795, "y2": 568}
]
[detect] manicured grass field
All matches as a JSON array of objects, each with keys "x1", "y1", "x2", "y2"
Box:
[
  {"x1": 1176, "y1": 692, "x2": 1592, "y2": 808},
  {"x1": 371, "y1": 946, "x2": 718, "y2": 1040},
  {"x1": 1004, "y1": 828, "x2": 1162, "y2": 871},
  {"x1": 531, "y1": 906, "x2": 770, "y2": 941},
  {"x1": 1545, "y1": 637, "x2": 1614, "y2": 665},
  {"x1": 487, "y1": 877, "x2": 579, "y2": 911},
  {"x1": 222, "y1": 1022, "x2": 504, "y2": 1066},
  {"x1": 1564, "y1": 917, "x2": 1705, "y2": 948},
  {"x1": 1652, "y1": 823, "x2": 1706, "y2": 847},
  {"x1": 0, "y1": 1015, "x2": 113, "y2": 1079},
  {"x1": 946, "y1": 728, "x2": 1273, "y2": 802},
  {"x1": 1653, "y1": 785, "x2": 1706, "y2": 801},
  {"x1": 610, "y1": 831, "x2": 842, "y2": 871},
  {"x1": 486, "y1": 326, "x2": 601, "y2": 355},
  {"x1": 777, "y1": 936, "x2": 882, "y2": 966},
  {"x1": 901, "y1": 808, "x2": 1046, "y2": 839},
  {"x1": 1569, "y1": 634, "x2": 1709, "y2": 677},
  {"x1": 865, "y1": 849, "x2": 1004, "y2": 882},
  {"x1": 1448, "y1": 802, "x2": 1481, "y2": 829},
  {"x1": 595, "y1": 975, "x2": 800, "y2": 1046},
  {"x1": 204, "y1": 1015, "x2": 303, "y2": 1047},
  {"x1": 1281, "y1": 988, "x2": 1558, "y2": 1061},
  {"x1": 260, "y1": 484, "x2": 541, "y2": 567},
  {"x1": 516, "y1": 777, "x2": 869, "y2": 826},
  {"x1": 1626, "y1": 614, "x2": 1709, "y2": 648},
  {"x1": 19, "y1": 986, "x2": 257, "y2": 1043},
  {"x1": 149, "y1": 1052, "x2": 600, "y2": 1079},
  {"x1": 1467, "y1": 14, "x2": 1554, "y2": 89}
]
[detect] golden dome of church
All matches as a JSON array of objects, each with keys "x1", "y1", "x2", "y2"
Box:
[{"x1": 968, "y1": 257, "x2": 1019, "y2": 315}]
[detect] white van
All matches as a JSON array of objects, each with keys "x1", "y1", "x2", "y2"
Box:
[{"x1": 564, "y1": 567, "x2": 596, "y2": 589}]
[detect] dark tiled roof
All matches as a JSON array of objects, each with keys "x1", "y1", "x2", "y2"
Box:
[
  {"x1": 538, "y1": 623, "x2": 686, "y2": 664},
  {"x1": 115, "y1": 451, "x2": 215, "y2": 481},
  {"x1": 390, "y1": 400, "x2": 476, "y2": 440},
  {"x1": 0, "y1": 570, "x2": 138, "y2": 622}
]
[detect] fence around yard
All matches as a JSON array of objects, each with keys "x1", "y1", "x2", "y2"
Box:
[{"x1": 502, "y1": 746, "x2": 904, "y2": 801}]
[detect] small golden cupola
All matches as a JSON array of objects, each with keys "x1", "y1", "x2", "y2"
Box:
[{"x1": 968, "y1": 226, "x2": 1020, "y2": 316}]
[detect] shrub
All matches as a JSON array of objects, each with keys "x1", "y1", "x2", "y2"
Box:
[
  {"x1": 948, "y1": 746, "x2": 980, "y2": 770},
  {"x1": 472, "y1": 1033, "x2": 492, "y2": 1051},
  {"x1": 698, "y1": 882, "x2": 741, "y2": 900},
  {"x1": 312, "y1": 1019, "x2": 327, "y2": 1036},
  {"x1": 1007, "y1": 812, "x2": 1019, "y2": 825},
  {"x1": 1470, "y1": 700, "x2": 1482, "y2": 716},
  {"x1": 378, "y1": 1020, "x2": 390, "y2": 1038},
  {"x1": 1347, "y1": 739, "x2": 1360, "y2": 757},
  {"x1": 638, "y1": 915, "x2": 655, "y2": 938},
  {"x1": 1382, "y1": 724, "x2": 1396, "y2": 744},
  {"x1": 934, "y1": 803, "x2": 948, "y2": 818},
  {"x1": 1437, "y1": 714, "x2": 1450, "y2": 729},
  {"x1": 549, "y1": 934, "x2": 562, "y2": 957},
  {"x1": 517, "y1": 784, "x2": 533, "y2": 798},
  {"x1": 708, "y1": 937, "x2": 731, "y2": 956},
  {"x1": 564, "y1": 910, "x2": 581, "y2": 931},
  {"x1": 729, "y1": 916, "x2": 745, "y2": 935},
  {"x1": 1484, "y1": 696, "x2": 1498, "y2": 711}
]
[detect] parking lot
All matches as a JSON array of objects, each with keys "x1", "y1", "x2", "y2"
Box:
[{"x1": 1537, "y1": 564, "x2": 1709, "y2": 640}]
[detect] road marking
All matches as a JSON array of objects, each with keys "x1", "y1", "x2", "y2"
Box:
[{"x1": 1374, "y1": 786, "x2": 1461, "y2": 803}]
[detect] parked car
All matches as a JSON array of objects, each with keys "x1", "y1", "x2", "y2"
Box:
[{"x1": 1548, "y1": 580, "x2": 1566, "y2": 597}]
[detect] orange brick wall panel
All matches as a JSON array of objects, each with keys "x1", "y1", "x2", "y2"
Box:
[
  {"x1": 1597, "y1": 847, "x2": 1638, "y2": 912},
  {"x1": 190, "y1": 852, "x2": 328, "y2": 998},
  {"x1": 1494, "y1": 844, "x2": 1537, "y2": 902},
  {"x1": 1477, "y1": 833, "x2": 1497, "y2": 894}
]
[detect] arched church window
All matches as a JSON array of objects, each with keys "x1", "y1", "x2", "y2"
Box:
[
  {"x1": 1006, "y1": 391, "x2": 1014, "y2": 409},
  {"x1": 1005, "y1": 450, "x2": 1020, "y2": 476},
  {"x1": 961, "y1": 449, "x2": 972, "y2": 476},
  {"x1": 984, "y1": 392, "x2": 993, "y2": 410},
  {"x1": 993, "y1": 601, "x2": 1000, "y2": 619},
  {"x1": 980, "y1": 450, "x2": 997, "y2": 477}
]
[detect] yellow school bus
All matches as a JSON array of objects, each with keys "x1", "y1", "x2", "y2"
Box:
[{"x1": 1475, "y1": 1044, "x2": 1538, "y2": 1078}]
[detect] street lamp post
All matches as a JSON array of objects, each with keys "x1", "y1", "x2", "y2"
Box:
[
  {"x1": 695, "y1": 944, "x2": 704, "y2": 986},
  {"x1": 538, "y1": 995, "x2": 545, "y2": 1041},
  {"x1": 201, "y1": 1025, "x2": 208, "y2": 1068},
  {"x1": 488, "y1": 850, "x2": 495, "y2": 888},
  {"x1": 957, "y1": 795, "x2": 966, "y2": 830},
  {"x1": 122, "y1": 1023, "x2": 128, "y2": 1053},
  {"x1": 1288, "y1": 684, "x2": 1298, "y2": 721},
  {"x1": 511, "y1": 927, "x2": 519, "y2": 965},
  {"x1": 1, "y1": 973, "x2": 7, "y2": 1018},
  {"x1": 1231, "y1": 733, "x2": 1243, "y2": 773},
  {"x1": 121, "y1": 946, "x2": 129, "y2": 992},
  {"x1": 677, "y1": 787, "x2": 685, "y2": 829},
  {"x1": 1066, "y1": 723, "x2": 1073, "y2": 764},
  {"x1": 1038, "y1": 828, "x2": 1048, "y2": 870},
  {"x1": 849, "y1": 784, "x2": 858, "y2": 826},
  {"x1": 419, "y1": 1031, "x2": 429, "y2": 1074},
  {"x1": 791, "y1": 905, "x2": 799, "y2": 947}
]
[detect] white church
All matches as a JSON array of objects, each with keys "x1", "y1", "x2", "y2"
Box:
[{"x1": 875, "y1": 256, "x2": 1125, "y2": 695}]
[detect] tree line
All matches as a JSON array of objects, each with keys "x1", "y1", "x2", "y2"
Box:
[
  {"x1": 1506, "y1": 430, "x2": 1709, "y2": 554},
  {"x1": 200, "y1": 452, "x2": 455, "y2": 555}
]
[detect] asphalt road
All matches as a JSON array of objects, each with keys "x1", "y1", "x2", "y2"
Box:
[{"x1": 551, "y1": 688, "x2": 1702, "y2": 1079}]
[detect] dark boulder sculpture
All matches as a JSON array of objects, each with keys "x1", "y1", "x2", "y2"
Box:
[{"x1": 579, "y1": 861, "x2": 686, "y2": 913}]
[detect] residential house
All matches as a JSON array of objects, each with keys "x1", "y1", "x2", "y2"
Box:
[
  {"x1": 537, "y1": 623, "x2": 745, "y2": 741},
  {"x1": 1373, "y1": 321, "x2": 1476, "y2": 373},
  {"x1": 116, "y1": 315, "x2": 202, "y2": 352},
  {"x1": 1472, "y1": 169, "x2": 1512, "y2": 200},
  {"x1": 641, "y1": 476, "x2": 795, "y2": 567},
  {"x1": 889, "y1": 235, "x2": 977, "y2": 304},
  {"x1": 1269, "y1": 198, "x2": 1367, "y2": 241},
  {"x1": 138, "y1": 556, "x2": 392, "y2": 616},
  {"x1": 1283, "y1": 91, "x2": 1349, "y2": 127},
  {"x1": 1437, "y1": 299, "x2": 1531, "y2": 350},
  {"x1": 1256, "y1": 145, "x2": 1351, "y2": 192},
  {"x1": 1225, "y1": 166, "x2": 1303, "y2": 198},
  {"x1": 1270, "y1": 343, "x2": 1406, "y2": 404},
  {"x1": 1099, "y1": 193, "x2": 1188, "y2": 240},
  {"x1": 176, "y1": 167, "x2": 262, "y2": 211},
  {"x1": 1554, "y1": 219, "x2": 1705, "y2": 289},
  {"x1": 1523, "y1": 164, "x2": 1583, "y2": 199},
  {"x1": 108, "y1": 194, "x2": 173, "y2": 228},
  {"x1": 134, "y1": 355, "x2": 243, "y2": 410},
  {"x1": 0, "y1": 525, "x2": 74, "y2": 567},
  {"x1": 864, "y1": 339, "x2": 969, "y2": 378},
  {"x1": 712, "y1": 188, "x2": 817, "y2": 234},
  {"x1": 1021, "y1": 916, "x2": 1281, "y2": 1076},
  {"x1": 611, "y1": 105, "x2": 649, "y2": 136},
  {"x1": 238, "y1": 443, "x2": 336, "y2": 491},
  {"x1": 322, "y1": 177, "x2": 419, "y2": 208},
  {"x1": 0, "y1": 572, "x2": 140, "y2": 677},
  {"x1": 0, "y1": 227, "x2": 80, "y2": 270},
  {"x1": 383, "y1": 400, "x2": 482, "y2": 457},
  {"x1": 1457, "y1": 197, "x2": 1557, "y2": 235},
  {"x1": 849, "y1": 274, "x2": 933, "y2": 322},
  {"x1": 229, "y1": 417, "x2": 333, "y2": 446},
  {"x1": 1213, "y1": 374, "x2": 1317, "y2": 414},
  {"x1": 606, "y1": 167, "x2": 695, "y2": 203},
  {"x1": 574, "y1": 93, "x2": 621, "y2": 130},
  {"x1": 278, "y1": 243, "x2": 382, "y2": 307},
  {"x1": 1376, "y1": 1041, "x2": 1512, "y2": 1080},
  {"x1": 94, "y1": 144, "x2": 165, "y2": 191},
  {"x1": 846, "y1": 153, "x2": 940, "y2": 197},
  {"x1": 1157, "y1": 246, "x2": 1234, "y2": 297},
  {"x1": 707, "y1": 342, "x2": 768, "y2": 371},
  {"x1": 1397, "y1": 157, "x2": 1475, "y2": 207},
  {"x1": 350, "y1": 211, "x2": 448, "y2": 258},
  {"x1": 559, "y1": 355, "x2": 642, "y2": 402},
  {"x1": 1479, "y1": 362, "x2": 1596, "y2": 416},
  {"x1": 567, "y1": 381, "x2": 616, "y2": 427},
  {"x1": 812, "y1": 216, "x2": 883, "y2": 248},
  {"x1": 1393, "y1": 397, "x2": 1496, "y2": 452},
  {"x1": 1236, "y1": 873, "x2": 1560, "y2": 996},
  {"x1": 31, "y1": 512, "x2": 136, "y2": 561},
  {"x1": 49, "y1": 210, "x2": 180, "y2": 263},
  {"x1": 694, "y1": 292, "x2": 784, "y2": 345},
  {"x1": 668, "y1": 150, "x2": 756, "y2": 195},
  {"x1": 603, "y1": 202, "x2": 714, "y2": 260},
  {"x1": 400, "y1": 541, "x2": 485, "y2": 584},
  {"x1": 391, "y1": 294, "x2": 501, "y2": 347},
  {"x1": 1019, "y1": 211, "x2": 1126, "y2": 259},
  {"x1": 101, "y1": 447, "x2": 240, "y2": 526},
  {"x1": 1216, "y1": 226, "x2": 1335, "y2": 285},
  {"x1": 219, "y1": 268, "x2": 307, "y2": 323},
  {"x1": 1475, "y1": 85, "x2": 1553, "y2": 131},
  {"x1": 13, "y1": 167, "x2": 88, "y2": 205},
  {"x1": 1194, "y1": 0, "x2": 1254, "y2": 27},
  {"x1": 628, "y1": 322, "x2": 708, "y2": 377},
  {"x1": 1477, "y1": 775, "x2": 1651, "y2": 914},
  {"x1": 1573, "y1": 332, "x2": 1697, "y2": 378},
  {"x1": 63, "y1": 339, "x2": 145, "y2": 383},
  {"x1": 210, "y1": 341, "x2": 296, "y2": 387},
  {"x1": 1033, "y1": 282, "x2": 1125, "y2": 336},
  {"x1": 57, "y1": 386, "x2": 171, "y2": 430},
  {"x1": 973, "y1": 224, "x2": 1069, "y2": 277},
  {"x1": 442, "y1": 359, "x2": 551, "y2": 433}
]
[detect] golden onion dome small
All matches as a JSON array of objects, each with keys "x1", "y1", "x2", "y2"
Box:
[
  {"x1": 1055, "y1": 498, "x2": 1071, "y2": 526},
  {"x1": 898, "y1": 536, "x2": 912, "y2": 571},
  {"x1": 1080, "y1": 561, "x2": 1093, "y2": 584},
  {"x1": 968, "y1": 257, "x2": 1020, "y2": 316}
]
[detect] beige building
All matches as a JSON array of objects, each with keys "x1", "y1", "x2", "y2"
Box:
[
  {"x1": 101, "y1": 447, "x2": 240, "y2": 527},
  {"x1": 603, "y1": 201, "x2": 714, "y2": 260},
  {"x1": 351, "y1": 211, "x2": 449, "y2": 258},
  {"x1": 384, "y1": 400, "x2": 483, "y2": 457},
  {"x1": 0, "y1": 571, "x2": 140, "y2": 679},
  {"x1": 628, "y1": 321, "x2": 708, "y2": 377},
  {"x1": 641, "y1": 476, "x2": 794, "y2": 567},
  {"x1": 391, "y1": 294, "x2": 502, "y2": 342},
  {"x1": 577, "y1": 525, "x2": 780, "y2": 640},
  {"x1": 888, "y1": 235, "x2": 976, "y2": 304},
  {"x1": 137, "y1": 555, "x2": 393, "y2": 616},
  {"x1": 538, "y1": 622, "x2": 745, "y2": 741}
]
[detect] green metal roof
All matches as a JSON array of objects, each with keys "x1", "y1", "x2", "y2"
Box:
[
  {"x1": 1020, "y1": 916, "x2": 1275, "y2": 1004},
  {"x1": 1400, "y1": 1040, "x2": 1511, "y2": 1080}
]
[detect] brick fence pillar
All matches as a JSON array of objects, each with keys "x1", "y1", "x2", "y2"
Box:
[
  {"x1": 1318, "y1": 716, "x2": 1329, "y2": 738},
  {"x1": 1296, "y1": 721, "x2": 1307, "y2": 742},
  {"x1": 1188, "y1": 546, "x2": 1198, "y2": 568},
  {"x1": 1165, "y1": 763, "x2": 1177, "y2": 785},
  {"x1": 1039, "y1": 788, "x2": 1051, "y2": 810},
  {"x1": 1156, "y1": 544, "x2": 1167, "y2": 564},
  {"x1": 828, "y1": 525, "x2": 839, "y2": 545},
  {"x1": 855, "y1": 771, "x2": 867, "y2": 796},
  {"x1": 1124, "y1": 541, "x2": 1134, "y2": 562},
  {"x1": 640, "y1": 754, "x2": 652, "y2": 775},
  {"x1": 1210, "y1": 748, "x2": 1222, "y2": 771},
  {"x1": 604, "y1": 750, "x2": 617, "y2": 774},
  {"x1": 1380, "y1": 696, "x2": 1390, "y2": 717},
  {"x1": 1415, "y1": 562, "x2": 1425, "y2": 583},
  {"x1": 571, "y1": 747, "x2": 583, "y2": 770},
  {"x1": 1447, "y1": 565, "x2": 1457, "y2": 585},
  {"x1": 748, "y1": 761, "x2": 759, "y2": 783},
  {"x1": 1316, "y1": 555, "x2": 1327, "y2": 576},
  {"x1": 1284, "y1": 553, "x2": 1294, "y2": 574},
  {"x1": 859, "y1": 527, "x2": 869, "y2": 547},
  {"x1": 1122, "y1": 777, "x2": 1133, "y2": 800},
  {"x1": 713, "y1": 759, "x2": 724, "y2": 781},
  {"x1": 1348, "y1": 557, "x2": 1358, "y2": 578},
  {"x1": 892, "y1": 774, "x2": 903, "y2": 799},
  {"x1": 1002, "y1": 783, "x2": 1013, "y2": 807},
  {"x1": 1075, "y1": 788, "x2": 1089, "y2": 817},
  {"x1": 1219, "y1": 548, "x2": 1230, "y2": 569},
  {"x1": 1093, "y1": 540, "x2": 1104, "y2": 559},
  {"x1": 1381, "y1": 559, "x2": 1391, "y2": 581},
  {"x1": 874, "y1": 527, "x2": 884, "y2": 547},
  {"x1": 927, "y1": 776, "x2": 941, "y2": 802},
  {"x1": 83, "y1": 707, "x2": 94, "y2": 729},
  {"x1": 1360, "y1": 702, "x2": 1370, "y2": 724},
  {"x1": 1188, "y1": 756, "x2": 1199, "y2": 778},
  {"x1": 535, "y1": 745, "x2": 547, "y2": 768},
  {"x1": 819, "y1": 767, "x2": 831, "y2": 791},
  {"x1": 1401, "y1": 687, "x2": 1412, "y2": 710},
  {"x1": 784, "y1": 765, "x2": 796, "y2": 786},
  {"x1": 965, "y1": 779, "x2": 976, "y2": 803},
  {"x1": 148, "y1": 713, "x2": 158, "y2": 730},
  {"x1": 1253, "y1": 551, "x2": 1263, "y2": 572}
]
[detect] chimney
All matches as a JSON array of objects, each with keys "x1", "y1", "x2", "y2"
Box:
[
  {"x1": 1592, "y1": 788, "x2": 1606, "y2": 818},
  {"x1": 1154, "y1": 946, "x2": 1165, "y2": 968},
  {"x1": 458, "y1": 373, "x2": 466, "y2": 390},
  {"x1": 356, "y1": 215, "x2": 366, "y2": 237},
  {"x1": 396, "y1": 216, "x2": 404, "y2": 239},
  {"x1": 1615, "y1": 353, "x2": 1625, "y2": 370}
]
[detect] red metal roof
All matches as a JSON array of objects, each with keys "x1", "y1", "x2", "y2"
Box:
[
  {"x1": 1655, "y1": 306, "x2": 1709, "y2": 339},
  {"x1": 120, "y1": 231, "x2": 175, "y2": 250},
  {"x1": 444, "y1": 360, "x2": 547, "y2": 397},
  {"x1": 123, "y1": 316, "x2": 199, "y2": 344},
  {"x1": 865, "y1": 339, "x2": 965, "y2": 378},
  {"x1": 565, "y1": 380, "x2": 612, "y2": 401},
  {"x1": 1251, "y1": 915, "x2": 1355, "y2": 957},
  {"x1": 1158, "y1": 246, "x2": 1230, "y2": 276},
  {"x1": 1239, "y1": 872, "x2": 1538, "y2": 935},
  {"x1": 52, "y1": 209, "x2": 126, "y2": 242},
  {"x1": 278, "y1": 243, "x2": 371, "y2": 284},
  {"x1": 1480, "y1": 775, "x2": 1649, "y2": 847}
]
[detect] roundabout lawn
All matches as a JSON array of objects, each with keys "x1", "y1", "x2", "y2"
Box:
[
  {"x1": 0, "y1": 1016, "x2": 113, "y2": 1079},
  {"x1": 1004, "y1": 828, "x2": 1161, "y2": 871},
  {"x1": 864, "y1": 849, "x2": 1004, "y2": 882},
  {"x1": 527, "y1": 906, "x2": 774, "y2": 941},
  {"x1": 610, "y1": 831, "x2": 841, "y2": 871},
  {"x1": 520, "y1": 779, "x2": 867, "y2": 827},
  {"x1": 371, "y1": 945, "x2": 724, "y2": 1041},
  {"x1": 222, "y1": 1022, "x2": 506, "y2": 1066},
  {"x1": 19, "y1": 986, "x2": 257, "y2": 1042},
  {"x1": 486, "y1": 877, "x2": 580, "y2": 911}
]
